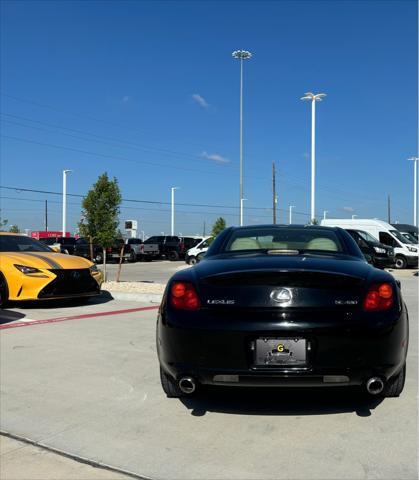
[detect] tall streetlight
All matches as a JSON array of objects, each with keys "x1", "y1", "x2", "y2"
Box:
[
  {"x1": 289, "y1": 205, "x2": 295, "y2": 225},
  {"x1": 323, "y1": 210, "x2": 328, "y2": 220},
  {"x1": 171, "y1": 187, "x2": 179, "y2": 236},
  {"x1": 408, "y1": 157, "x2": 419, "y2": 226},
  {"x1": 232, "y1": 49, "x2": 252, "y2": 226},
  {"x1": 62, "y1": 169, "x2": 72, "y2": 237},
  {"x1": 301, "y1": 92, "x2": 327, "y2": 224}
]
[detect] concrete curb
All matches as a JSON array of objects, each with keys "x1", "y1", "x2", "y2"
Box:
[{"x1": 104, "y1": 291, "x2": 162, "y2": 303}]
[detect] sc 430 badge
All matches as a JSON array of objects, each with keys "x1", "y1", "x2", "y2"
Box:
[{"x1": 207, "y1": 299, "x2": 235, "y2": 305}]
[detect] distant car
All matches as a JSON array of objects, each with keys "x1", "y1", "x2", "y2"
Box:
[
  {"x1": 125, "y1": 238, "x2": 143, "y2": 262},
  {"x1": 185, "y1": 237, "x2": 212, "y2": 264},
  {"x1": 0, "y1": 233, "x2": 102, "y2": 306},
  {"x1": 345, "y1": 229, "x2": 395, "y2": 269},
  {"x1": 391, "y1": 224, "x2": 418, "y2": 242},
  {"x1": 157, "y1": 225, "x2": 408, "y2": 399},
  {"x1": 40, "y1": 236, "x2": 76, "y2": 254},
  {"x1": 73, "y1": 237, "x2": 104, "y2": 263}
]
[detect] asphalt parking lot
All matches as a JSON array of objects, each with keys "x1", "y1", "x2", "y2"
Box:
[
  {"x1": 103, "y1": 259, "x2": 189, "y2": 283},
  {"x1": 0, "y1": 269, "x2": 418, "y2": 480}
]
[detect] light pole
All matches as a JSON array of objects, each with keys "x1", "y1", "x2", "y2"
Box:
[
  {"x1": 301, "y1": 92, "x2": 327, "y2": 224},
  {"x1": 62, "y1": 169, "x2": 72, "y2": 237},
  {"x1": 171, "y1": 187, "x2": 179, "y2": 236},
  {"x1": 232, "y1": 49, "x2": 252, "y2": 226},
  {"x1": 323, "y1": 210, "x2": 328, "y2": 220},
  {"x1": 289, "y1": 205, "x2": 295, "y2": 225},
  {"x1": 141, "y1": 230, "x2": 145, "y2": 241},
  {"x1": 408, "y1": 157, "x2": 419, "y2": 226}
]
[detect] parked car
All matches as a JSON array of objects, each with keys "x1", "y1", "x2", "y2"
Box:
[
  {"x1": 39, "y1": 236, "x2": 77, "y2": 254},
  {"x1": 105, "y1": 238, "x2": 135, "y2": 263},
  {"x1": 73, "y1": 237, "x2": 104, "y2": 263},
  {"x1": 185, "y1": 237, "x2": 212, "y2": 264},
  {"x1": 321, "y1": 219, "x2": 418, "y2": 269},
  {"x1": 391, "y1": 224, "x2": 418, "y2": 242},
  {"x1": 74, "y1": 238, "x2": 134, "y2": 263},
  {"x1": 125, "y1": 238, "x2": 143, "y2": 261},
  {"x1": 157, "y1": 225, "x2": 408, "y2": 399},
  {"x1": 345, "y1": 229, "x2": 395, "y2": 269},
  {"x1": 0, "y1": 233, "x2": 102, "y2": 306},
  {"x1": 143, "y1": 236, "x2": 202, "y2": 261}
]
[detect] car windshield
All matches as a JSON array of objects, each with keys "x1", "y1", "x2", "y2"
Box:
[
  {"x1": 224, "y1": 228, "x2": 345, "y2": 254},
  {"x1": 0, "y1": 235, "x2": 53, "y2": 252},
  {"x1": 356, "y1": 230, "x2": 380, "y2": 244},
  {"x1": 390, "y1": 229, "x2": 415, "y2": 244}
]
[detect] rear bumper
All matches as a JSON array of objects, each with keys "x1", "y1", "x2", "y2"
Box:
[{"x1": 157, "y1": 308, "x2": 408, "y2": 388}]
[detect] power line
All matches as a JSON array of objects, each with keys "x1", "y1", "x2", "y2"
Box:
[{"x1": 0, "y1": 186, "x2": 312, "y2": 216}]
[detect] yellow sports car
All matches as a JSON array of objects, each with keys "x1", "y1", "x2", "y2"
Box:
[{"x1": 0, "y1": 233, "x2": 103, "y2": 307}]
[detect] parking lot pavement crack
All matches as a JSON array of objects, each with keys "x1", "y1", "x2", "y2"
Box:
[{"x1": 0, "y1": 431, "x2": 154, "y2": 480}]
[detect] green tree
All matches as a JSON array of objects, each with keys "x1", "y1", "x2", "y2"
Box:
[
  {"x1": 211, "y1": 217, "x2": 227, "y2": 238},
  {"x1": 79, "y1": 173, "x2": 122, "y2": 280},
  {"x1": 8, "y1": 225, "x2": 20, "y2": 233},
  {"x1": 311, "y1": 218, "x2": 319, "y2": 225}
]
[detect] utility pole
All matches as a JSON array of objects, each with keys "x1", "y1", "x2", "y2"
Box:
[
  {"x1": 272, "y1": 161, "x2": 277, "y2": 224},
  {"x1": 203, "y1": 221, "x2": 206, "y2": 237},
  {"x1": 387, "y1": 194, "x2": 391, "y2": 224},
  {"x1": 45, "y1": 200, "x2": 48, "y2": 232}
]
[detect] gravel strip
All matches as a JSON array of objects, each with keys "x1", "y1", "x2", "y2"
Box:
[{"x1": 102, "y1": 281, "x2": 166, "y2": 294}]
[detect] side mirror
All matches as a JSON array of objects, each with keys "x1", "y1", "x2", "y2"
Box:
[{"x1": 51, "y1": 245, "x2": 60, "y2": 253}]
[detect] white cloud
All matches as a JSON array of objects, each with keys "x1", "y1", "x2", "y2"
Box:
[
  {"x1": 342, "y1": 206, "x2": 354, "y2": 213},
  {"x1": 192, "y1": 93, "x2": 209, "y2": 108},
  {"x1": 200, "y1": 151, "x2": 230, "y2": 164}
]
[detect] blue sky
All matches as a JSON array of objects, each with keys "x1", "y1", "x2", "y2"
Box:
[{"x1": 0, "y1": 0, "x2": 417, "y2": 236}]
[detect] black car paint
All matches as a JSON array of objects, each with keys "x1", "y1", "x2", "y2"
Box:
[
  {"x1": 157, "y1": 226, "x2": 408, "y2": 391},
  {"x1": 346, "y1": 229, "x2": 395, "y2": 269}
]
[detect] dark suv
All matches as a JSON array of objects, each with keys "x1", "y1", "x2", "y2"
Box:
[
  {"x1": 346, "y1": 229, "x2": 395, "y2": 269},
  {"x1": 40, "y1": 236, "x2": 77, "y2": 254}
]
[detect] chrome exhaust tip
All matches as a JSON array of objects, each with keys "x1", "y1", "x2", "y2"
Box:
[
  {"x1": 366, "y1": 377, "x2": 385, "y2": 395},
  {"x1": 178, "y1": 377, "x2": 196, "y2": 394}
]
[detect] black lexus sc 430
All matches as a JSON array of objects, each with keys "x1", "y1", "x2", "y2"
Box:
[{"x1": 157, "y1": 225, "x2": 408, "y2": 398}]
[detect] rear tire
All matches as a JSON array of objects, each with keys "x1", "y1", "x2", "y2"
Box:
[
  {"x1": 168, "y1": 251, "x2": 179, "y2": 261},
  {"x1": 0, "y1": 273, "x2": 9, "y2": 308},
  {"x1": 384, "y1": 364, "x2": 406, "y2": 397},
  {"x1": 94, "y1": 253, "x2": 103, "y2": 264},
  {"x1": 160, "y1": 368, "x2": 184, "y2": 398},
  {"x1": 129, "y1": 251, "x2": 137, "y2": 263},
  {"x1": 394, "y1": 255, "x2": 407, "y2": 269}
]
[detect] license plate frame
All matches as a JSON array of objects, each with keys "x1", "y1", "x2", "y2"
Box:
[{"x1": 254, "y1": 337, "x2": 307, "y2": 367}]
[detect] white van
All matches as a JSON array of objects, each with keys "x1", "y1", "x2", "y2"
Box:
[
  {"x1": 320, "y1": 219, "x2": 418, "y2": 269},
  {"x1": 185, "y1": 237, "x2": 212, "y2": 265}
]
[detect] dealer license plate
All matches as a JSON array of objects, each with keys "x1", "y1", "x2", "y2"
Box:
[{"x1": 254, "y1": 338, "x2": 307, "y2": 366}]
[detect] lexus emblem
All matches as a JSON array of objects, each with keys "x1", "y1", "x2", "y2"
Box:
[{"x1": 271, "y1": 288, "x2": 292, "y2": 304}]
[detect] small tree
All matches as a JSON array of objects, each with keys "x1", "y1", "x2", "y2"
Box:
[
  {"x1": 9, "y1": 225, "x2": 20, "y2": 233},
  {"x1": 79, "y1": 173, "x2": 122, "y2": 281},
  {"x1": 211, "y1": 217, "x2": 227, "y2": 238}
]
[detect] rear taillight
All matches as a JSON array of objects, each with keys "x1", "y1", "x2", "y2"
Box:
[
  {"x1": 106, "y1": 247, "x2": 112, "y2": 253},
  {"x1": 170, "y1": 282, "x2": 200, "y2": 310},
  {"x1": 363, "y1": 283, "x2": 394, "y2": 311}
]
